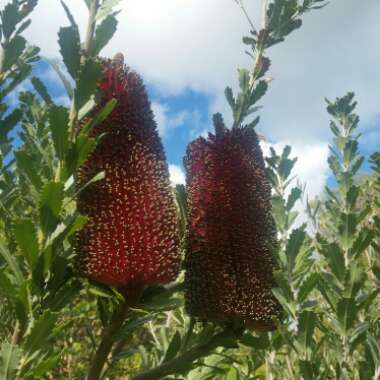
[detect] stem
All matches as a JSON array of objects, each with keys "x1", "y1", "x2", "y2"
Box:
[
  {"x1": 11, "y1": 320, "x2": 22, "y2": 345},
  {"x1": 86, "y1": 303, "x2": 129, "y2": 380},
  {"x1": 265, "y1": 351, "x2": 274, "y2": 380},
  {"x1": 84, "y1": 0, "x2": 100, "y2": 54},
  {"x1": 131, "y1": 330, "x2": 236, "y2": 380},
  {"x1": 98, "y1": 336, "x2": 131, "y2": 379}
]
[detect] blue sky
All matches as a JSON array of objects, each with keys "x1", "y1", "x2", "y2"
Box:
[{"x1": 3, "y1": 0, "x2": 380, "y2": 199}]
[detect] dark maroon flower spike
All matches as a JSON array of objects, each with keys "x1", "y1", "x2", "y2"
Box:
[
  {"x1": 76, "y1": 53, "x2": 180, "y2": 303},
  {"x1": 184, "y1": 113, "x2": 281, "y2": 330}
]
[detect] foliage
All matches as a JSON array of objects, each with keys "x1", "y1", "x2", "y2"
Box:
[{"x1": 0, "y1": 0, "x2": 379, "y2": 380}]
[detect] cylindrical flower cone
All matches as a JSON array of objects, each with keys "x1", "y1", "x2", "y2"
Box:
[
  {"x1": 75, "y1": 55, "x2": 180, "y2": 302},
  {"x1": 184, "y1": 114, "x2": 280, "y2": 330}
]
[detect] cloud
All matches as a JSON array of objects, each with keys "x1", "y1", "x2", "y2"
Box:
[
  {"x1": 261, "y1": 140, "x2": 329, "y2": 199},
  {"x1": 169, "y1": 164, "x2": 186, "y2": 185},
  {"x1": 16, "y1": 0, "x2": 380, "y2": 146},
  {"x1": 151, "y1": 102, "x2": 188, "y2": 138}
]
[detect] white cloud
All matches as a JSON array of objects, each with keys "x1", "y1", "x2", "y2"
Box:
[
  {"x1": 151, "y1": 102, "x2": 188, "y2": 138},
  {"x1": 3, "y1": 0, "x2": 371, "y2": 229},
  {"x1": 169, "y1": 164, "x2": 186, "y2": 185},
  {"x1": 261, "y1": 140, "x2": 329, "y2": 199},
  {"x1": 22, "y1": 0, "x2": 380, "y2": 142},
  {"x1": 9, "y1": 0, "x2": 379, "y2": 145}
]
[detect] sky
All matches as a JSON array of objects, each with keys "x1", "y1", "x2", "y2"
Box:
[{"x1": 2, "y1": 0, "x2": 380, "y2": 203}]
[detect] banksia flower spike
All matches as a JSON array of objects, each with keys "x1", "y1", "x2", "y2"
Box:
[
  {"x1": 76, "y1": 54, "x2": 180, "y2": 302},
  {"x1": 184, "y1": 114, "x2": 280, "y2": 330}
]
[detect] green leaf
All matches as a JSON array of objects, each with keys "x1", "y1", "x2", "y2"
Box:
[
  {"x1": 224, "y1": 87, "x2": 235, "y2": 111},
  {"x1": 163, "y1": 332, "x2": 181, "y2": 362},
  {"x1": 30, "y1": 76, "x2": 52, "y2": 104},
  {"x1": 250, "y1": 80, "x2": 268, "y2": 105},
  {"x1": 0, "y1": 108, "x2": 22, "y2": 141},
  {"x1": 2, "y1": 36, "x2": 26, "y2": 72},
  {"x1": 13, "y1": 219, "x2": 39, "y2": 268},
  {"x1": 338, "y1": 212, "x2": 357, "y2": 250},
  {"x1": 48, "y1": 105, "x2": 69, "y2": 161},
  {"x1": 286, "y1": 187, "x2": 302, "y2": 211},
  {"x1": 226, "y1": 367, "x2": 240, "y2": 380},
  {"x1": 372, "y1": 267, "x2": 380, "y2": 282},
  {"x1": 285, "y1": 227, "x2": 306, "y2": 268},
  {"x1": 0, "y1": 343, "x2": 22, "y2": 380},
  {"x1": 298, "y1": 273, "x2": 319, "y2": 303},
  {"x1": 91, "y1": 14, "x2": 118, "y2": 55},
  {"x1": 24, "y1": 311, "x2": 58, "y2": 355},
  {"x1": 318, "y1": 240, "x2": 345, "y2": 282},
  {"x1": 298, "y1": 311, "x2": 316, "y2": 352},
  {"x1": 58, "y1": 26, "x2": 81, "y2": 79},
  {"x1": 240, "y1": 333, "x2": 270, "y2": 350},
  {"x1": 60, "y1": 0, "x2": 78, "y2": 28},
  {"x1": 74, "y1": 58, "x2": 102, "y2": 110},
  {"x1": 80, "y1": 98, "x2": 117, "y2": 134},
  {"x1": 14, "y1": 149, "x2": 43, "y2": 190},
  {"x1": 349, "y1": 321, "x2": 370, "y2": 349},
  {"x1": 1, "y1": 3, "x2": 19, "y2": 39},
  {"x1": 39, "y1": 182, "x2": 64, "y2": 236},
  {"x1": 25, "y1": 352, "x2": 61, "y2": 378},
  {"x1": 95, "y1": 0, "x2": 122, "y2": 21},
  {"x1": 0, "y1": 270, "x2": 14, "y2": 300},
  {"x1": 337, "y1": 297, "x2": 357, "y2": 334},
  {"x1": 0, "y1": 241, "x2": 23, "y2": 284}
]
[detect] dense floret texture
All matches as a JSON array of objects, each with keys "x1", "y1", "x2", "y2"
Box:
[
  {"x1": 184, "y1": 115, "x2": 280, "y2": 329},
  {"x1": 76, "y1": 56, "x2": 180, "y2": 296}
]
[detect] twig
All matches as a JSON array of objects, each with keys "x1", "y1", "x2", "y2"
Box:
[
  {"x1": 234, "y1": 0, "x2": 258, "y2": 34},
  {"x1": 84, "y1": 0, "x2": 100, "y2": 54},
  {"x1": 86, "y1": 302, "x2": 129, "y2": 380},
  {"x1": 11, "y1": 320, "x2": 23, "y2": 345}
]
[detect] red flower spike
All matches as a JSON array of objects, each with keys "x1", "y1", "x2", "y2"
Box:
[
  {"x1": 184, "y1": 114, "x2": 281, "y2": 330},
  {"x1": 76, "y1": 55, "x2": 180, "y2": 300}
]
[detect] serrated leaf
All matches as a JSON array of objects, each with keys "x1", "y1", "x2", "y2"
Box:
[
  {"x1": 287, "y1": 186, "x2": 302, "y2": 211},
  {"x1": 250, "y1": 80, "x2": 268, "y2": 105},
  {"x1": 40, "y1": 181, "x2": 64, "y2": 236},
  {"x1": 285, "y1": 227, "x2": 306, "y2": 268},
  {"x1": 1, "y1": 3, "x2": 19, "y2": 39},
  {"x1": 337, "y1": 297, "x2": 357, "y2": 334},
  {"x1": 60, "y1": 0, "x2": 78, "y2": 28},
  {"x1": 0, "y1": 108, "x2": 22, "y2": 141},
  {"x1": 2, "y1": 35, "x2": 26, "y2": 72},
  {"x1": 14, "y1": 149, "x2": 43, "y2": 190},
  {"x1": 24, "y1": 311, "x2": 58, "y2": 355},
  {"x1": 91, "y1": 14, "x2": 118, "y2": 55},
  {"x1": 95, "y1": 0, "x2": 122, "y2": 21},
  {"x1": 30, "y1": 76, "x2": 52, "y2": 104},
  {"x1": 224, "y1": 87, "x2": 235, "y2": 111},
  {"x1": 298, "y1": 311, "x2": 316, "y2": 352},
  {"x1": 58, "y1": 26, "x2": 81, "y2": 79},
  {"x1": 13, "y1": 219, "x2": 39, "y2": 269},
  {"x1": 298, "y1": 273, "x2": 319, "y2": 303},
  {"x1": 48, "y1": 105, "x2": 69, "y2": 160},
  {"x1": 0, "y1": 343, "x2": 22, "y2": 380},
  {"x1": 0, "y1": 241, "x2": 23, "y2": 284},
  {"x1": 15, "y1": 18, "x2": 31, "y2": 35},
  {"x1": 74, "y1": 58, "x2": 102, "y2": 110},
  {"x1": 319, "y1": 240, "x2": 345, "y2": 282}
]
